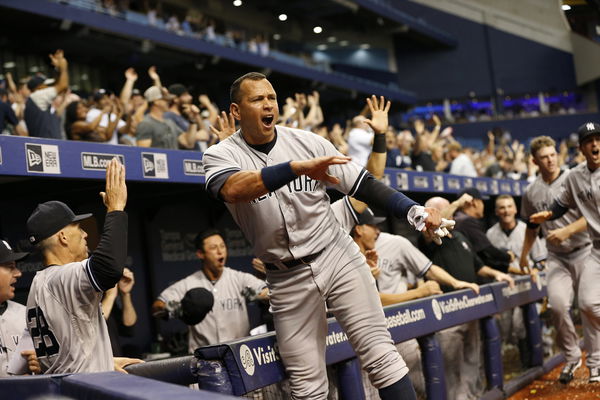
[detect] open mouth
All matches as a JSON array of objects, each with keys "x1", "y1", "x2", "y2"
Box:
[
  {"x1": 218, "y1": 257, "x2": 225, "y2": 265},
  {"x1": 261, "y1": 115, "x2": 274, "y2": 128},
  {"x1": 592, "y1": 149, "x2": 599, "y2": 156}
]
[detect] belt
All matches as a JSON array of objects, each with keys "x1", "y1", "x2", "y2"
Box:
[
  {"x1": 570, "y1": 243, "x2": 591, "y2": 253},
  {"x1": 264, "y1": 249, "x2": 324, "y2": 271}
]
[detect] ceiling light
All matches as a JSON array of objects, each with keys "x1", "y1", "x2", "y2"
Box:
[
  {"x1": 561, "y1": 4, "x2": 571, "y2": 10},
  {"x1": 317, "y1": 44, "x2": 328, "y2": 51},
  {"x1": 313, "y1": 26, "x2": 323, "y2": 34},
  {"x1": 278, "y1": 14, "x2": 287, "y2": 21},
  {"x1": 359, "y1": 43, "x2": 370, "y2": 49},
  {"x1": 339, "y1": 40, "x2": 349, "y2": 46},
  {"x1": 327, "y1": 36, "x2": 337, "y2": 42},
  {"x1": 233, "y1": 0, "x2": 242, "y2": 6},
  {"x1": 273, "y1": 33, "x2": 281, "y2": 40}
]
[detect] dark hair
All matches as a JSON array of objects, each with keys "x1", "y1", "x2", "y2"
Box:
[
  {"x1": 64, "y1": 101, "x2": 82, "y2": 139},
  {"x1": 194, "y1": 229, "x2": 224, "y2": 252},
  {"x1": 230, "y1": 72, "x2": 266, "y2": 104}
]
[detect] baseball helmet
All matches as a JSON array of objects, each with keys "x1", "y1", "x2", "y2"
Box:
[
  {"x1": 577, "y1": 122, "x2": 600, "y2": 144},
  {"x1": 180, "y1": 288, "x2": 214, "y2": 325}
]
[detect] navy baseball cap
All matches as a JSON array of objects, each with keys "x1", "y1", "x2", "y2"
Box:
[
  {"x1": 26, "y1": 201, "x2": 92, "y2": 245},
  {"x1": 577, "y1": 122, "x2": 600, "y2": 144},
  {"x1": 181, "y1": 288, "x2": 214, "y2": 325},
  {"x1": 0, "y1": 239, "x2": 28, "y2": 265},
  {"x1": 27, "y1": 76, "x2": 46, "y2": 91},
  {"x1": 457, "y1": 187, "x2": 489, "y2": 200},
  {"x1": 357, "y1": 208, "x2": 386, "y2": 226},
  {"x1": 168, "y1": 83, "x2": 189, "y2": 97}
]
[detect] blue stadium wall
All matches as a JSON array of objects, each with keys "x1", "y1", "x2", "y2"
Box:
[{"x1": 390, "y1": 1, "x2": 577, "y2": 101}]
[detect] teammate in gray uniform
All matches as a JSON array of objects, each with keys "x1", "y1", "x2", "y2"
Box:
[
  {"x1": 153, "y1": 229, "x2": 268, "y2": 353},
  {"x1": 530, "y1": 123, "x2": 600, "y2": 382},
  {"x1": 25, "y1": 159, "x2": 142, "y2": 374},
  {"x1": 0, "y1": 240, "x2": 39, "y2": 376},
  {"x1": 520, "y1": 135, "x2": 592, "y2": 383},
  {"x1": 486, "y1": 194, "x2": 546, "y2": 365},
  {"x1": 202, "y1": 72, "x2": 450, "y2": 399}
]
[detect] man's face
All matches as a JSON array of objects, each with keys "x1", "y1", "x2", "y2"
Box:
[
  {"x1": 533, "y1": 145, "x2": 558, "y2": 175},
  {"x1": 197, "y1": 234, "x2": 227, "y2": 273},
  {"x1": 473, "y1": 198, "x2": 485, "y2": 219},
  {"x1": 231, "y1": 79, "x2": 278, "y2": 144},
  {"x1": 580, "y1": 134, "x2": 600, "y2": 170},
  {"x1": 495, "y1": 197, "x2": 517, "y2": 226},
  {"x1": 178, "y1": 92, "x2": 193, "y2": 105},
  {"x1": 64, "y1": 223, "x2": 89, "y2": 261},
  {"x1": 154, "y1": 98, "x2": 169, "y2": 112},
  {"x1": 0, "y1": 262, "x2": 22, "y2": 303},
  {"x1": 97, "y1": 95, "x2": 111, "y2": 109},
  {"x1": 357, "y1": 224, "x2": 380, "y2": 251}
]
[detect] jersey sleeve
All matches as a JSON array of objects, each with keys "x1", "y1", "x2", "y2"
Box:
[
  {"x1": 392, "y1": 235, "x2": 432, "y2": 278},
  {"x1": 312, "y1": 134, "x2": 368, "y2": 196},
  {"x1": 158, "y1": 278, "x2": 190, "y2": 304},
  {"x1": 330, "y1": 197, "x2": 359, "y2": 234},
  {"x1": 520, "y1": 190, "x2": 535, "y2": 220},
  {"x1": 202, "y1": 143, "x2": 242, "y2": 199},
  {"x1": 238, "y1": 271, "x2": 267, "y2": 295}
]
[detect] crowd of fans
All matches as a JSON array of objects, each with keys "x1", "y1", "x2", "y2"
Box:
[{"x1": 0, "y1": 49, "x2": 586, "y2": 180}]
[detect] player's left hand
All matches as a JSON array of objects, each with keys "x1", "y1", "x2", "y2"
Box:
[
  {"x1": 547, "y1": 226, "x2": 569, "y2": 246},
  {"x1": 495, "y1": 272, "x2": 515, "y2": 289},
  {"x1": 291, "y1": 155, "x2": 351, "y2": 185},
  {"x1": 364, "y1": 95, "x2": 391, "y2": 134},
  {"x1": 251, "y1": 258, "x2": 266, "y2": 275},
  {"x1": 118, "y1": 267, "x2": 135, "y2": 294},
  {"x1": 365, "y1": 249, "x2": 380, "y2": 279},
  {"x1": 529, "y1": 210, "x2": 552, "y2": 224},
  {"x1": 114, "y1": 357, "x2": 144, "y2": 374}
]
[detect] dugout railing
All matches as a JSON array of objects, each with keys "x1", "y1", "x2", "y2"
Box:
[{"x1": 191, "y1": 274, "x2": 547, "y2": 399}]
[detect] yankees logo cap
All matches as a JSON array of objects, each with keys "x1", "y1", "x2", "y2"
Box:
[
  {"x1": 577, "y1": 122, "x2": 600, "y2": 144},
  {"x1": 357, "y1": 208, "x2": 386, "y2": 226},
  {"x1": 26, "y1": 201, "x2": 92, "y2": 245},
  {"x1": 0, "y1": 239, "x2": 28, "y2": 264}
]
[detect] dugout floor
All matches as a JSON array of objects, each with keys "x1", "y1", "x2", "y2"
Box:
[{"x1": 509, "y1": 354, "x2": 600, "y2": 400}]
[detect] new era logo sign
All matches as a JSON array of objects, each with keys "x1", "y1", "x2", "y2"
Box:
[
  {"x1": 141, "y1": 153, "x2": 169, "y2": 179},
  {"x1": 183, "y1": 159, "x2": 204, "y2": 176},
  {"x1": 25, "y1": 143, "x2": 61, "y2": 174}
]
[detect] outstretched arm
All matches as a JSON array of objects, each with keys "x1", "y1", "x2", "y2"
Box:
[{"x1": 425, "y1": 264, "x2": 479, "y2": 294}]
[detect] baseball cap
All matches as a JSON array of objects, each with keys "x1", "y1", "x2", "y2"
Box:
[
  {"x1": 167, "y1": 83, "x2": 189, "y2": 97},
  {"x1": 27, "y1": 75, "x2": 47, "y2": 91},
  {"x1": 577, "y1": 122, "x2": 600, "y2": 144},
  {"x1": 180, "y1": 288, "x2": 214, "y2": 325},
  {"x1": 131, "y1": 88, "x2": 142, "y2": 97},
  {"x1": 144, "y1": 86, "x2": 172, "y2": 102},
  {"x1": 357, "y1": 208, "x2": 386, "y2": 226},
  {"x1": 93, "y1": 88, "x2": 113, "y2": 101},
  {"x1": 26, "y1": 201, "x2": 92, "y2": 245},
  {"x1": 0, "y1": 240, "x2": 28, "y2": 264},
  {"x1": 457, "y1": 187, "x2": 489, "y2": 200}
]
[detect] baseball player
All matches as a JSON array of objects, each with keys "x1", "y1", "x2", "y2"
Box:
[
  {"x1": 0, "y1": 240, "x2": 39, "y2": 376},
  {"x1": 530, "y1": 122, "x2": 600, "y2": 383},
  {"x1": 520, "y1": 135, "x2": 592, "y2": 383},
  {"x1": 25, "y1": 159, "x2": 142, "y2": 374},
  {"x1": 152, "y1": 229, "x2": 268, "y2": 353},
  {"x1": 202, "y1": 72, "x2": 450, "y2": 399}
]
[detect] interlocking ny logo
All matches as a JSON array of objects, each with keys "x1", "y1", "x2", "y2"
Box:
[
  {"x1": 27, "y1": 149, "x2": 42, "y2": 166},
  {"x1": 587, "y1": 122, "x2": 595, "y2": 131}
]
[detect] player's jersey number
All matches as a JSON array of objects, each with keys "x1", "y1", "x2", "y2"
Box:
[{"x1": 27, "y1": 307, "x2": 60, "y2": 358}]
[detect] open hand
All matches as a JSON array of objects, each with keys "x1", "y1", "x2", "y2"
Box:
[
  {"x1": 290, "y1": 156, "x2": 351, "y2": 185},
  {"x1": 364, "y1": 95, "x2": 391, "y2": 134},
  {"x1": 209, "y1": 111, "x2": 236, "y2": 140}
]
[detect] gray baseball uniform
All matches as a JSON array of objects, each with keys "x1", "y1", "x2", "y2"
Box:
[
  {"x1": 521, "y1": 170, "x2": 591, "y2": 363},
  {"x1": 158, "y1": 267, "x2": 266, "y2": 353},
  {"x1": 0, "y1": 300, "x2": 26, "y2": 377},
  {"x1": 330, "y1": 199, "x2": 429, "y2": 399},
  {"x1": 486, "y1": 220, "x2": 546, "y2": 271},
  {"x1": 26, "y1": 260, "x2": 113, "y2": 373},
  {"x1": 203, "y1": 126, "x2": 408, "y2": 399},
  {"x1": 550, "y1": 163, "x2": 600, "y2": 368}
]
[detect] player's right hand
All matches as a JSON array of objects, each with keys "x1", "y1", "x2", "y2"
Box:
[
  {"x1": 529, "y1": 210, "x2": 552, "y2": 224},
  {"x1": 418, "y1": 280, "x2": 442, "y2": 297},
  {"x1": 100, "y1": 158, "x2": 127, "y2": 212},
  {"x1": 210, "y1": 111, "x2": 236, "y2": 141},
  {"x1": 290, "y1": 156, "x2": 351, "y2": 185}
]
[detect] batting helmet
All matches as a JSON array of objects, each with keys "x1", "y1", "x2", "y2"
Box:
[{"x1": 577, "y1": 122, "x2": 600, "y2": 144}]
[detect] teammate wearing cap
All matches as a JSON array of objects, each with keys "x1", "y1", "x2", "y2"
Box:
[
  {"x1": 202, "y1": 72, "x2": 451, "y2": 399},
  {"x1": 519, "y1": 135, "x2": 591, "y2": 383},
  {"x1": 0, "y1": 240, "x2": 39, "y2": 376},
  {"x1": 152, "y1": 229, "x2": 268, "y2": 353},
  {"x1": 25, "y1": 158, "x2": 142, "y2": 374},
  {"x1": 529, "y1": 122, "x2": 600, "y2": 383}
]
